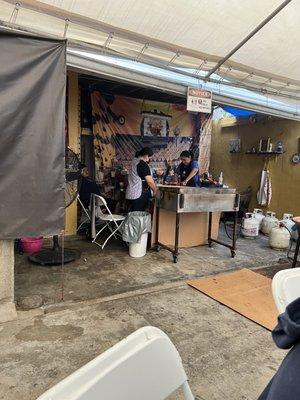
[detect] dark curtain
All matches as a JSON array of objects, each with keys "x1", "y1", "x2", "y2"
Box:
[{"x1": 0, "y1": 30, "x2": 66, "y2": 238}]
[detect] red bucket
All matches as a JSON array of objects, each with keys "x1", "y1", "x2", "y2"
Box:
[{"x1": 20, "y1": 237, "x2": 43, "y2": 254}]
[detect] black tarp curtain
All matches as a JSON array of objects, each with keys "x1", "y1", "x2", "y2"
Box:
[{"x1": 0, "y1": 30, "x2": 66, "y2": 239}]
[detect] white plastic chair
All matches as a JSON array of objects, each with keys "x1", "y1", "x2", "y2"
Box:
[
  {"x1": 37, "y1": 326, "x2": 195, "y2": 400},
  {"x1": 91, "y1": 194, "x2": 125, "y2": 249},
  {"x1": 272, "y1": 267, "x2": 300, "y2": 313},
  {"x1": 77, "y1": 195, "x2": 91, "y2": 232}
]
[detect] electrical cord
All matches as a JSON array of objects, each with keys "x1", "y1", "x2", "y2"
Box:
[{"x1": 223, "y1": 219, "x2": 242, "y2": 241}]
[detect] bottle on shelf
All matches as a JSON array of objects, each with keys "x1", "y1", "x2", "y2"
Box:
[{"x1": 218, "y1": 172, "x2": 223, "y2": 186}]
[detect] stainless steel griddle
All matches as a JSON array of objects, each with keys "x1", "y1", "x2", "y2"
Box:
[{"x1": 155, "y1": 185, "x2": 240, "y2": 263}]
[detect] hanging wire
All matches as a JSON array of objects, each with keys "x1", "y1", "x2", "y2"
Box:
[
  {"x1": 103, "y1": 32, "x2": 114, "y2": 50},
  {"x1": 135, "y1": 42, "x2": 149, "y2": 62},
  {"x1": 240, "y1": 72, "x2": 254, "y2": 82},
  {"x1": 197, "y1": 77, "x2": 202, "y2": 90},
  {"x1": 167, "y1": 51, "x2": 180, "y2": 67},
  {"x1": 277, "y1": 81, "x2": 290, "y2": 95},
  {"x1": 63, "y1": 18, "x2": 70, "y2": 38},
  {"x1": 194, "y1": 59, "x2": 208, "y2": 75},
  {"x1": 263, "y1": 77, "x2": 272, "y2": 86},
  {"x1": 9, "y1": 2, "x2": 20, "y2": 24},
  {"x1": 218, "y1": 66, "x2": 232, "y2": 83}
]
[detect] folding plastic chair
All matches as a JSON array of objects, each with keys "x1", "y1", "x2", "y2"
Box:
[
  {"x1": 272, "y1": 267, "x2": 300, "y2": 313},
  {"x1": 77, "y1": 195, "x2": 91, "y2": 232},
  {"x1": 37, "y1": 326, "x2": 195, "y2": 400},
  {"x1": 91, "y1": 194, "x2": 125, "y2": 249}
]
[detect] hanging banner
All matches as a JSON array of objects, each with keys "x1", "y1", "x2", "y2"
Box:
[
  {"x1": 91, "y1": 91, "x2": 212, "y2": 176},
  {"x1": 187, "y1": 87, "x2": 212, "y2": 114},
  {"x1": 0, "y1": 30, "x2": 66, "y2": 239},
  {"x1": 91, "y1": 92, "x2": 196, "y2": 169}
]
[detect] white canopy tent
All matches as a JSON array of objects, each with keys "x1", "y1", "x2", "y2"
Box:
[{"x1": 1, "y1": 0, "x2": 299, "y2": 119}]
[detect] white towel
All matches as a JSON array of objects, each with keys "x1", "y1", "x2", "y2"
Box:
[{"x1": 257, "y1": 169, "x2": 272, "y2": 206}]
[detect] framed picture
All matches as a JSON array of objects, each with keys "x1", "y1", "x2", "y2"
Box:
[
  {"x1": 229, "y1": 138, "x2": 241, "y2": 153},
  {"x1": 141, "y1": 110, "x2": 171, "y2": 137}
]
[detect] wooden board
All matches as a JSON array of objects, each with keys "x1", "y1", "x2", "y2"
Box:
[
  {"x1": 151, "y1": 207, "x2": 220, "y2": 248},
  {"x1": 188, "y1": 269, "x2": 278, "y2": 331}
]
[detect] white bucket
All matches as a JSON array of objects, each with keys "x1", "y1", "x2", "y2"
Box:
[{"x1": 129, "y1": 232, "x2": 148, "y2": 258}]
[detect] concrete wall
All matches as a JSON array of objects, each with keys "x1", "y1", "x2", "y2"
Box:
[{"x1": 210, "y1": 117, "x2": 300, "y2": 217}]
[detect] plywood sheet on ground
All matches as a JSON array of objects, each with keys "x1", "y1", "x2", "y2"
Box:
[{"x1": 188, "y1": 269, "x2": 278, "y2": 330}]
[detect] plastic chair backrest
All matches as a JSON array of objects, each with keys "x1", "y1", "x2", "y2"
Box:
[
  {"x1": 37, "y1": 326, "x2": 194, "y2": 400},
  {"x1": 94, "y1": 195, "x2": 112, "y2": 218},
  {"x1": 272, "y1": 268, "x2": 300, "y2": 313}
]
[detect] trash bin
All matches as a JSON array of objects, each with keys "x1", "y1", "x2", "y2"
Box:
[
  {"x1": 129, "y1": 232, "x2": 148, "y2": 258},
  {"x1": 121, "y1": 212, "x2": 151, "y2": 258}
]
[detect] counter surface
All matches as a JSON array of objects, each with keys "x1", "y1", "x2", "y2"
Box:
[
  {"x1": 157, "y1": 185, "x2": 239, "y2": 213},
  {"x1": 158, "y1": 185, "x2": 236, "y2": 195}
]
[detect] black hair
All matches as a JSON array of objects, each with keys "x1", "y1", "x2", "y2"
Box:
[
  {"x1": 180, "y1": 150, "x2": 193, "y2": 159},
  {"x1": 134, "y1": 150, "x2": 140, "y2": 158},
  {"x1": 80, "y1": 163, "x2": 87, "y2": 169},
  {"x1": 138, "y1": 147, "x2": 154, "y2": 157}
]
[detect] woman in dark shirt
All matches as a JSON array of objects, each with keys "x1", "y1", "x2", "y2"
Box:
[
  {"x1": 126, "y1": 147, "x2": 157, "y2": 211},
  {"x1": 177, "y1": 150, "x2": 201, "y2": 187}
]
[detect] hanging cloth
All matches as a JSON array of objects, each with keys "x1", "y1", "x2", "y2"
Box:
[{"x1": 257, "y1": 168, "x2": 272, "y2": 206}]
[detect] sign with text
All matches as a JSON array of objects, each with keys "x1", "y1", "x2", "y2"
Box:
[{"x1": 187, "y1": 87, "x2": 212, "y2": 113}]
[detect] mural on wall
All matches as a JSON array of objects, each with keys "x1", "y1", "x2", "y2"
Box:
[
  {"x1": 91, "y1": 91, "x2": 212, "y2": 174},
  {"x1": 198, "y1": 114, "x2": 213, "y2": 174}
]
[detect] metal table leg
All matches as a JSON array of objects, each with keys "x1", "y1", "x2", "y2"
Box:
[
  {"x1": 173, "y1": 211, "x2": 180, "y2": 263},
  {"x1": 231, "y1": 211, "x2": 238, "y2": 258},
  {"x1": 207, "y1": 210, "x2": 238, "y2": 258},
  {"x1": 292, "y1": 235, "x2": 300, "y2": 268},
  {"x1": 208, "y1": 212, "x2": 213, "y2": 247},
  {"x1": 155, "y1": 202, "x2": 161, "y2": 252}
]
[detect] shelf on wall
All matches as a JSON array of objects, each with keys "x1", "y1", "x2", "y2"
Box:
[{"x1": 245, "y1": 151, "x2": 284, "y2": 156}]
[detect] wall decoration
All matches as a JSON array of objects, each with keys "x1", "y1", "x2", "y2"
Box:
[
  {"x1": 141, "y1": 110, "x2": 171, "y2": 137},
  {"x1": 229, "y1": 139, "x2": 241, "y2": 153},
  {"x1": 91, "y1": 91, "x2": 212, "y2": 175}
]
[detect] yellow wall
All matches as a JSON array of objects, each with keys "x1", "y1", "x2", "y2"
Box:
[
  {"x1": 210, "y1": 117, "x2": 300, "y2": 218},
  {"x1": 65, "y1": 71, "x2": 80, "y2": 236}
]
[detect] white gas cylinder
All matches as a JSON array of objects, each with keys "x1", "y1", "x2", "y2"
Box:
[
  {"x1": 269, "y1": 224, "x2": 290, "y2": 250},
  {"x1": 253, "y1": 208, "x2": 265, "y2": 229},
  {"x1": 242, "y1": 213, "x2": 259, "y2": 239},
  {"x1": 261, "y1": 212, "x2": 279, "y2": 236},
  {"x1": 280, "y1": 213, "x2": 298, "y2": 241}
]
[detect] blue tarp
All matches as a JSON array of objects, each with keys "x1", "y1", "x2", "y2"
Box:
[{"x1": 221, "y1": 105, "x2": 256, "y2": 117}]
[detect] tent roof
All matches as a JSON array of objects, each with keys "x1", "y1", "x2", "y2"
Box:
[{"x1": 1, "y1": 0, "x2": 299, "y2": 118}]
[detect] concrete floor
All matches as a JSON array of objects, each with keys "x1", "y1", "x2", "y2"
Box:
[
  {"x1": 15, "y1": 228, "x2": 286, "y2": 307},
  {"x1": 1, "y1": 229, "x2": 293, "y2": 399}
]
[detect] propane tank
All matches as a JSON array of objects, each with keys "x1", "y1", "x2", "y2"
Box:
[
  {"x1": 261, "y1": 212, "x2": 279, "y2": 236},
  {"x1": 280, "y1": 213, "x2": 298, "y2": 241},
  {"x1": 242, "y1": 213, "x2": 260, "y2": 239},
  {"x1": 269, "y1": 223, "x2": 290, "y2": 250},
  {"x1": 253, "y1": 208, "x2": 265, "y2": 229}
]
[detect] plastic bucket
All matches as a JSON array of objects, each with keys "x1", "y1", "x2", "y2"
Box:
[
  {"x1": 20, "y1": 237, "x2": 43, "y2": 254},
  {"x1": 129, "y1": 233, "x2": 148, "y2": 258}
]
